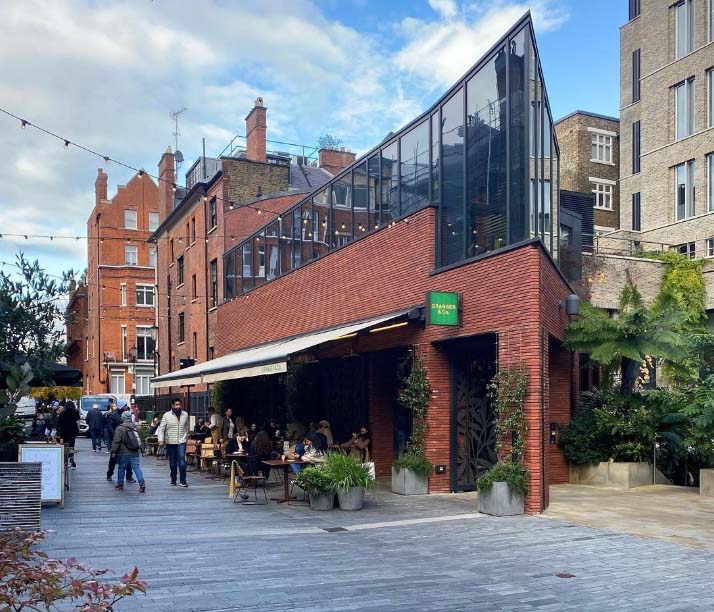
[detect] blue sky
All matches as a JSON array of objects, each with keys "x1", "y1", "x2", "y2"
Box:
[{"x1": 0, "y1": 0, "x2": 625, "y2": 282}]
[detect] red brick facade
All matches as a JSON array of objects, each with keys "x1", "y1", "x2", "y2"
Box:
[
  {"x1": 215, "y1": 206, "x2": 575, "y2": 512},
  {"x1": 85, "y1": 169, "x2": 159, "y2": 396},
  {"x1": 65, "y1": 282, "x2": 88, "y2": 379}
]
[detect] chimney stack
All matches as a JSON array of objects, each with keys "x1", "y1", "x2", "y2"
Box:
[
  {"x1": 95, "y1": 168, "x2": 108, "y2": 206},
  {"x1": 157, "y1": 146, "x2": 175, "y2": 222},
  {"x1": 318, "y1": 146, "x2": 356, "y2": 176},
  {"x1": 245, "y1": 97, "x2": 267, "y2": 163}
]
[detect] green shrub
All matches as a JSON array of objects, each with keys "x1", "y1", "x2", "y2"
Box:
[
  {"x1": 475, "y1": 462, "x2": 529, "y2": 496},
  {"x1": 392, "y1": 451, "x2": 433, "y2": 478},
  {"x1": 295, "y1": 466, "x2": 333, "y2": 496},
  {"x1": 323, "y1": 451, "x2": 375, "y2": 490},
  {"x1": 558, "y1": 405, "x2": 609, "y2": 465}
]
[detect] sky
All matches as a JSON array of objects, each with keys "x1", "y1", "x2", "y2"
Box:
[{"x1": 0, "y1": 0, "x2": 626, "y2": 281}]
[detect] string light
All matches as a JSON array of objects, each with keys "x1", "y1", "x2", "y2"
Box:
[
  {"x1": 20, "y1": 120, "x2": 27, "y2": 129},
  {"x1": 64, "y1": 140, "x2": 70, "y2": 149}
]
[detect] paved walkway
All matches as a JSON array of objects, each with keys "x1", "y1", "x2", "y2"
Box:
[
  {"x1": 546, "y1": 483, "x2": 714, "y2": 551},
  {"x1": 42, "y1": 439, "x2": 714, "y2": 611}
]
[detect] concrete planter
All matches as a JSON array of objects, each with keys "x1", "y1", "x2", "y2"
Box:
[
  {"x1": 309, "y1": 492, "x2": 335, "y2": 511},
  {"x1": 569, "y1": 462, "x2": 670, "y2": 488},
  {"x1": 337, "y1": 486, "x2": 365, "y2": 511},
  {"x1": 700, "y1": 469, "x2": 714, "y2": 497},
  {"x1": 391, "y1": 467, "x2": 428, "y2": 495},
  {"x1": 476, "y1": 481, "x2": 524, "y2": 516}
]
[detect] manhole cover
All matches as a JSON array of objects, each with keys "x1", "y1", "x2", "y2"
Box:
[
  {"x1": 321, "y1": 527, "x2": 347, "y2": 532},
  {"x1": 555, "y1": 572, "x2": 576, "y2": 579}
]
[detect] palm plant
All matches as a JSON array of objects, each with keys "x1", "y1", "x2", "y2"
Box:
[{"x1": 565, "y1": 285, "x2": 687, "y2": 395}]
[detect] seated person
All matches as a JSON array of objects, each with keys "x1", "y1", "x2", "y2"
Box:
[
  {"x1": 247, "y1": 422, "x2": 258, "y2": 441},
  {"x1": 316, "y1": 420, "x2": 334, "y2": 446},
  {"x1": 248, "y1": 430, "x2": 274, "y2": 478},
  {"x1": 226, "y1": 432, "x2": 250, "y2": 455},
  {"x1": 341, "y1": 425, "x2": 371, "y2": 461},
  {"x1": 194, "y1": 418, "x2": 210, "y2": 439},
  {"x1": 148, "y1": 416, "x2": 161, "y2": 435},
  {"x1": 288, "y1": 432, "x2": 327, "y2": 472}
]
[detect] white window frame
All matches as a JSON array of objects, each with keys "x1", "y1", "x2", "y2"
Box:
[
  {"x1": 148, "y1": 212, "x2": 159, "y2": 232},
  {"x1": 136, "y1": 326, "x2": 154, "y2": 361},
  {"x1": 124, "y1": 209, "x2": 137, "y2": 230},
  {"x1": 589, "y1": 128, "x2": 615, "y2": 165},
  {"x1": 675, "y1": 0, "x2": 696, "y2": 59},
  {"x1": 149, "y1": 247, "x2": 156, "y2": 268},
  {"x1": 124, "y1": 245, "x2": 138, "y2": 266},
  {"x1": 590, "y1": 178, "x2": 615, "y2": 210},
  {"x1": 120, "y1": 282, "x2": 127, "y2": 306},
  {"x1": 121, "y1": 325, "x2": 127, "y2": 361},
  {"x1": 675, "y1": 160, "x2": 696, "y2": 220},
  {"x1": 135, "y1": 371, "x2": 152, "y2": 396},
  {"x1": 110, "y1": 370, "x2": 125, "y2": 394},
  {"x1": 707, "y1": 237, "x2": 714, "y2": 257},
  {"x1": 136, "y1": 284, "x2": 154, "y2": 308},
  {"x1": 675, "y1": 78, "x2": 696, "y2": 140}
]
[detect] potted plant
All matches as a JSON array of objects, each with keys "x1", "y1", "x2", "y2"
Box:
[
  {"x1": 0, "y1": 363, "x2": 33, "y2": 461},
  {"x1": 476, "y1": 365, "x2": 529, "y2": 516},
  {"x1": 295, "y1": 465, "x2": 335, "y2": 510},
  {"x1": 324, "y1": 451, "x2": 374, "y2": 511},
  {"x1": 392, "y1": 355, "x2": 433, "y2": 495}
]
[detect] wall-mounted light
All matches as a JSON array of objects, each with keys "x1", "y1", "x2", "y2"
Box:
[{"x1": 559, "y1": 293, "x2": 580, "y2": 317}]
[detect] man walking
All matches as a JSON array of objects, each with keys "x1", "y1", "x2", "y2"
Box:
[
  {"x1": 57, "y1": 400, "x2": 79, "y2": 468},
  {"x1": 111, "y1": 411, "x2": 146, "y2": 493},
  {"x1": 157, "y1": 398, "x2": 190, "y2": 487},
  {"x1": 104, "y1": 403, "x2": 133, "y2": 481},
  {"x1": 86, "y1": 403, "x2": 105, "y2": 451}
]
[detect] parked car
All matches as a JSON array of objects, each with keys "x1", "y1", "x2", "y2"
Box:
[
  {"x1": 78, "y1": 394, "x2": 117, "y2": 436},
  {"x1": 14, "y1": 396, "x2": 37, "y2": 420}
]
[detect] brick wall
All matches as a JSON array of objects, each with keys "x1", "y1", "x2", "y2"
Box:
[
  {"x1": 85, "y1": 170, "x2": 158, "y2": 394},
  {"x1": 216, "y1": 207, "x2": 572, "y2": 512},
  {"x1": 554, "y1": 112, "x2": 620, "y2": 230},
  {"x1": 318, "y1": 147, "x2": 356, "y2": 176},
  {"x1": 221, "y1": 158, "x2": 289, "y2": 207},
  {"x1": 65, "y1": 284, "x2": 88, "y2": 381}
]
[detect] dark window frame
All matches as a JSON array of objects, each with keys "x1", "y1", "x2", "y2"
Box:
[
  {"x1": 632, "y1": 192, "x2": 641, "y2": 231},
  {"x1": 178, "y1": 312, "x2": 185, "y2": 344},
  {"x1": 177, "y1": 255, "x2": 184, "y2": 286},
  {"x1": 632, "y1": 49, "x2": 641, "y2": 103}
]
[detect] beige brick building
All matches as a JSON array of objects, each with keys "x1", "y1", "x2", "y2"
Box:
[
  {"x1": 617, "y1": 0, "x2": 714, "y2": 258},
  {"x1": 555, "y1": 111, "x2": 620, "y2": 234}
]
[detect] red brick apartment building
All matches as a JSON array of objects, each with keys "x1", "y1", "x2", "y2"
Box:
[
  {"x1": 154, "y1": 15, "x2": 579, "y2": 512},
  {"x1": 65, "y1": 280, "x2": 88, "y2": 379},
  {"x1": 150, "y1": 98, "x2": 346, "y2": 408},
  {"x1": 84, "y1": 169, "x2": 159, "y2": 396}
]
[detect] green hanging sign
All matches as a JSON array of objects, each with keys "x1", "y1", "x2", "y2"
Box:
[{"x1": 427, "y1": 291, "x2": 460, "y2": 326}]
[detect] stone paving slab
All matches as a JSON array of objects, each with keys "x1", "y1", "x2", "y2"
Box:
[{"x1": 40, "y1": 439, "x2": 714, "y2": 611}]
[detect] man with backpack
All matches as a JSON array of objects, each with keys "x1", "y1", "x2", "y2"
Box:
[{"x1": 111, "y1": 411, "x2": 146, "y2": 493}]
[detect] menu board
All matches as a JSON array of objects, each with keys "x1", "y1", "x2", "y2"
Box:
[{"x1": 19, "y1": 444, "x2": 64, "y2": 506}]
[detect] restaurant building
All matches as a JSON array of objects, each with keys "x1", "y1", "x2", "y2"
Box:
[{"x1": 153, "y1": 14, "x2": 576, "y2": 513}]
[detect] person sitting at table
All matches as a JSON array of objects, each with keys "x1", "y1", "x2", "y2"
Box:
[
  {"x1": 234, "y1": 415, "x2": 248, "y2": 435},
  {"x1": 290, "y1": 433, "x2": 327, "y2": 472},
  {"x1": 226, "y1": 432, "x2": 249, "y2": 455},
  {"x1": 148, "y1": 416, "x2": 161, "y2": 435},
  {"x1": 316, "y1": 420, "x2": 334, "y2": 446},
  {"x1": 263, "y1": 417, "x2": 279, "y2": 441},
  {"x1": 193, "y1": 418, "x2": 209, "y2": 438},
  {"x1": 248, "y1": 430, "x2": 274, "y2": 479},
  {"x1": 341, "y1": 425, "x2": 372, "y2": 462}
]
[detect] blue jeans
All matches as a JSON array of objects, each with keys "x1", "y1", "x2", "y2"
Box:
[
  {"x1": 166, "y1": 443, "x2": 187, "y2": 484},
  {"x1": 90, "y1": 430, "x2": 102, "y2": 450},
  {"x1": 117, "y1": 455, "x2": 144, "y2": 486}
]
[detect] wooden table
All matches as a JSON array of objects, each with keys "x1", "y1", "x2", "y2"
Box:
[
  {"x1": 262, "y1": 459, "x2": 306, "y2": 503},
  {"x1": 226, "y1": 453, "x2": 248, "y2": 498}
]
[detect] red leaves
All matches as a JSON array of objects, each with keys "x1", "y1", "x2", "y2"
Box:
[{"x1": 0, "y1": 529, "x2": 147, "y2": 611}]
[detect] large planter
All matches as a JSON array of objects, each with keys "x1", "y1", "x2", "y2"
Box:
[
  {"x1": 476, "y1": 481, "x2": 524, "y2": 516},
  {"x1": 700, "y1": 469, "x2": 714, "y2": 497},
  {"x1": 309, "y1": 492, "x2": 335, "y2": 511},
  {"x1": 337, "y1": 486, "x2": 365, "y2": 511},
  {"x1": 391, "y1": 467, "x2": 428, "y2": 495},
  {"x1": 569, "y1": 462, "x2": 670, "y2": 488}
]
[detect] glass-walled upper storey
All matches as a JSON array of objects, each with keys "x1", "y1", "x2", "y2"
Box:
[{"x1": 224, "y1": 15, "x2": 559, "y2": 300}]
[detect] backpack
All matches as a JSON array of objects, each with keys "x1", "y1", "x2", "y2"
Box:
[{"x1": 123, "y1": 426, "x2": 142, "y2": 452}]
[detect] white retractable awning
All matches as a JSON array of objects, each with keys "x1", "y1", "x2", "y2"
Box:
[{"x1": 152, "y1": 308, "x2": 413, "y2": 388}]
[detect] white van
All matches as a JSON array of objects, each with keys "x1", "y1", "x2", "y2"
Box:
[{"x1": 14, "y1": 396, "x2": 37, "y2": 419}]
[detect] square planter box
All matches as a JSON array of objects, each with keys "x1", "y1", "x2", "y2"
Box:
[
  {"x1": 476, "y1": 481, "x2": 524, "y2": 516},
  {"x1": 700, "y1": 469, "x2": 714, "y2": 497},
  {"x1": 391, "y1": 467, "x2": 428, "y2": 496},
  {"x1": 569, "y1": 462, "x2": 670, "y2": 488}
]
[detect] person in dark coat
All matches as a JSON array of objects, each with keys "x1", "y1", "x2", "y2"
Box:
[
  {"x1": 105, "y1": 404, "x2": 133, "y2": 481},
  {"x1": 57, "y1": 400, "x2": 80, "y2": 468},
  {"x1": 85, "y1": 404, "x2": 105, "y2": 451}
]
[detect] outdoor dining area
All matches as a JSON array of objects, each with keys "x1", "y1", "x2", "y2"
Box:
[{"x1": 144, "y1": 411, "x2": 375, "y2": 510}]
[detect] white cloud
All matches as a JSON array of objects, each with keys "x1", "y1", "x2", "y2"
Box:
[
  {"x1": 394, "y1": 1, "x2": 569, "y2": 90},
  {"x1": 0, "y1": 0, "x2": 568, "y2": 280}
]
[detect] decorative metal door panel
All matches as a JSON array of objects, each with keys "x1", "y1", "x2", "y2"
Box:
[{"x1": 451, "y1": 348, "x2": 497, "y2": 491}]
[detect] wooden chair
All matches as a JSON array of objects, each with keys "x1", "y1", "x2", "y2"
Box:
[
  {"x1": 200, "y1": 442, "x2": 220, "y2": 475},
  {"x1": 232, "y1": 461, "x2": 268, "y2": 505},
  {"x1": 185, "y1": 439, "x2": 199, "y2": 471}
]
